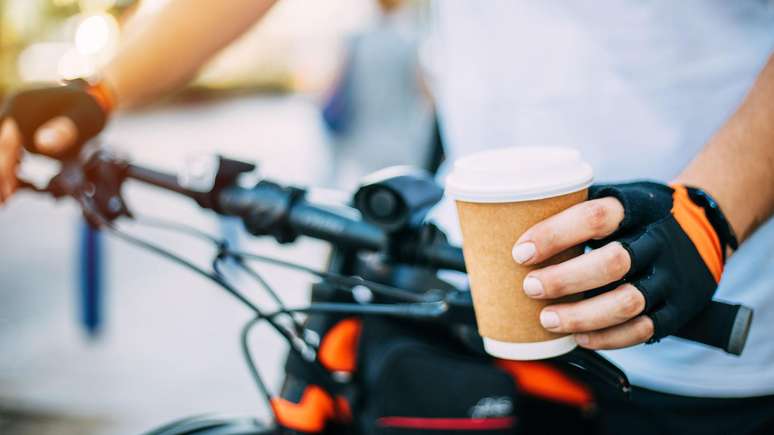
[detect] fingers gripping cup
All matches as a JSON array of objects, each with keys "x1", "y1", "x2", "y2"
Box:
[{"x1": 446, "y1": 147, "x2": 593, "y2": 360}]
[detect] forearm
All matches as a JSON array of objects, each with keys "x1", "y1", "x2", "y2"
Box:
[
  {"x1": 676, "y1": 53, "x2": 774, "y2": 243},
  {"x1": 103, "y1": 0, "x2": 277, "y2": 109}
]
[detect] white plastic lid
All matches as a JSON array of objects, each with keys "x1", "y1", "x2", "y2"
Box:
[{"x1": 445, "y1": 146, "x2": 594, "y2": 203}]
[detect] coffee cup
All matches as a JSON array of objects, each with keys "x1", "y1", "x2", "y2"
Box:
[{"x1": 445, "y1": 146, "x2": 593, "y2": 360}]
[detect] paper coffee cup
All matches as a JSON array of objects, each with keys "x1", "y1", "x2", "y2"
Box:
[{"x1": 446, "y1": 146, "x2": 593, "y2": 360}]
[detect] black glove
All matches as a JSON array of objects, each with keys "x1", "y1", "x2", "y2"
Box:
[
  {"x1": 588, "y1": 182, "x2": 737, "y2": 343},
  {"x1": 0, "y1": 80, "x2": 110, "y2": 159}
]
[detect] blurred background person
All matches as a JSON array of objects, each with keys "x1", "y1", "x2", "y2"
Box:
[{"x1": 321, "y1": 0, "x2": 434, "y2": 190}]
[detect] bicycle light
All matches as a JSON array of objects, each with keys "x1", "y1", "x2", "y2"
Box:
[{"x1": 354, "y1": 166, "x2": 444, "y2": 233}]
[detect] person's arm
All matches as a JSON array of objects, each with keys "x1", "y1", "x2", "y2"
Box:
[
  {"x1": 509, "y1": 53, "x2": 774, "y2": 350},
  {"x1": 106, "y1": 0, "x2": 277, "y2": 109},
  {"x1": 0, "y1": 0, "x2": 277, "y2": 203},
  {"x1": 675, "y1": 54, "x2": 774, "y2": 242}
]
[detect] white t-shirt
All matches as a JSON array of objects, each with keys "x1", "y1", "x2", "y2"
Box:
[{"x1": 430, "y1": 0, "x2": 774, "y2": 397}]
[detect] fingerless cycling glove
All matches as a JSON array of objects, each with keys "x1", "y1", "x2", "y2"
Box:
[
  {"x1": 0, "y1": 79, "x2": 114, "y2": 159},
  {"x1": 588, "y1": 182, "x2": 737, "y2": 343}
]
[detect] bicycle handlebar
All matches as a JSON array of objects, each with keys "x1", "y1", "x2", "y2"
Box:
[
  {"x1": 36, "y1": 154, "x2": 753, "y2": 355},
  {"x1": 127, "y1": 162, "x2": 466, "y2": 271}
]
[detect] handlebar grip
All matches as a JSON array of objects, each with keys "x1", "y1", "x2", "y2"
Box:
[{"x1": 674, "y1": 301, "x2": 753, "y2": 355}]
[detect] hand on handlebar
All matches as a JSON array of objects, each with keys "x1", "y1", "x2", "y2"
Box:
[
  {"x1": 0, "y1": 80, "x2": 113, "y2": 205},
  {"x1": 511, "y1": 181, "x2": 736, "y2": 351}
]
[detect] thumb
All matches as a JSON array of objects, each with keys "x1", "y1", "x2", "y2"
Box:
[{"x1": 34, "y1": 116, "x2": 78, "y2": 156}]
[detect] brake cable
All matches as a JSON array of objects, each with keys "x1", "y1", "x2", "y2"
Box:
[
  {"x1": 75, "y1": 194, "x2": 343, "y2": 419},
  {"x1": 131, "y1": 214, "x2": 436, "y2": 305},
  {"x1": 226, "y1": 250, "x2": 437, "y2": 304},
  {"x1": 78, "y1": 199, "x2": 454, "y2": 417},
  {"x1": 129, "y1": 214, "x2": 309, "y2": 338},
  {"x1": 241, "y1": 316, "x2": 278, "y2": 416}
]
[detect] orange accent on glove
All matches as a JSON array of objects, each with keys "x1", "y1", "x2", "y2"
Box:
[
  {"x1": 670, "y1": 184, "x2": 723, "y2": 282},
  {"x1": 84, "y1": 81, "x2": 116, "y2": 115}
]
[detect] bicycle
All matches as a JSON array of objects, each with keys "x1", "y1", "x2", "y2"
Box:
[{"x1": 16, "y1": 148, "x2": 753, "y2": 434}]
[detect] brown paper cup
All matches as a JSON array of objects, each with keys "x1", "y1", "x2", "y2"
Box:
[{"x1": 446, "y1": 147, "x2": 594, "y2": 360}]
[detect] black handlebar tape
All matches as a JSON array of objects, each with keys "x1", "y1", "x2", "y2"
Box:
[{"x1": 675, "y1": 301, "x2": 753, "y2": 356}]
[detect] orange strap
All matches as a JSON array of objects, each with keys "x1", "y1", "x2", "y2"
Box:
[
  {"x1": 84, "y1": 81, "x2": 116, "y2": 115},
  {"x1": 271, "y1": 386, "x2": 352, "y2": 432},
  {"x1": 670, "y1": 184, "x2": 723, "y2": 282},
  {"x1": 496, "y1": 360, "x2": 594, "y2": 410},
  {"x1": 271, "y1": 318, "x2": 360, "y2": 432},
  {"x1": 319, "y1": 317, "x2": 362, "y2": 373},
  {"x1": 271, "y1": 385, "x2": 335, "y2": 433}
]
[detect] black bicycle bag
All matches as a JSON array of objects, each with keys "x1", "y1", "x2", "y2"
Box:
[{"x1": 278, "y1": 313, "x2": 596, "y2": 435}]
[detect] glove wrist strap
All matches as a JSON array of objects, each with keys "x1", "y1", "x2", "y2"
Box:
[
  {"x1": 684, "y1": 186, "x2": 739, "y2": 255},
  {"x1": 669, "y1": 183, "x2": 737, "y2": 282},
  {"x1": 64, "y1": 78, "x2": 116, "y2": 115}
]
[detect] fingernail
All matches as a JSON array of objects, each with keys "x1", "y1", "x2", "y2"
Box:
[
  {"x1": 575, "y1": 334, "x2": 589, "y2": 345},
  {"x1": 512, "y1": 242, "x2": 536, "y2": 264},
  {"x1": 522, "y1": 276, "x2": 544, "y2": 297},
  {"x1": 540, "y1": 311, "x2": 560, "y2": 329},
  {"x1": 37, "y1": 128, "x2": 61, "y2": 148}
]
